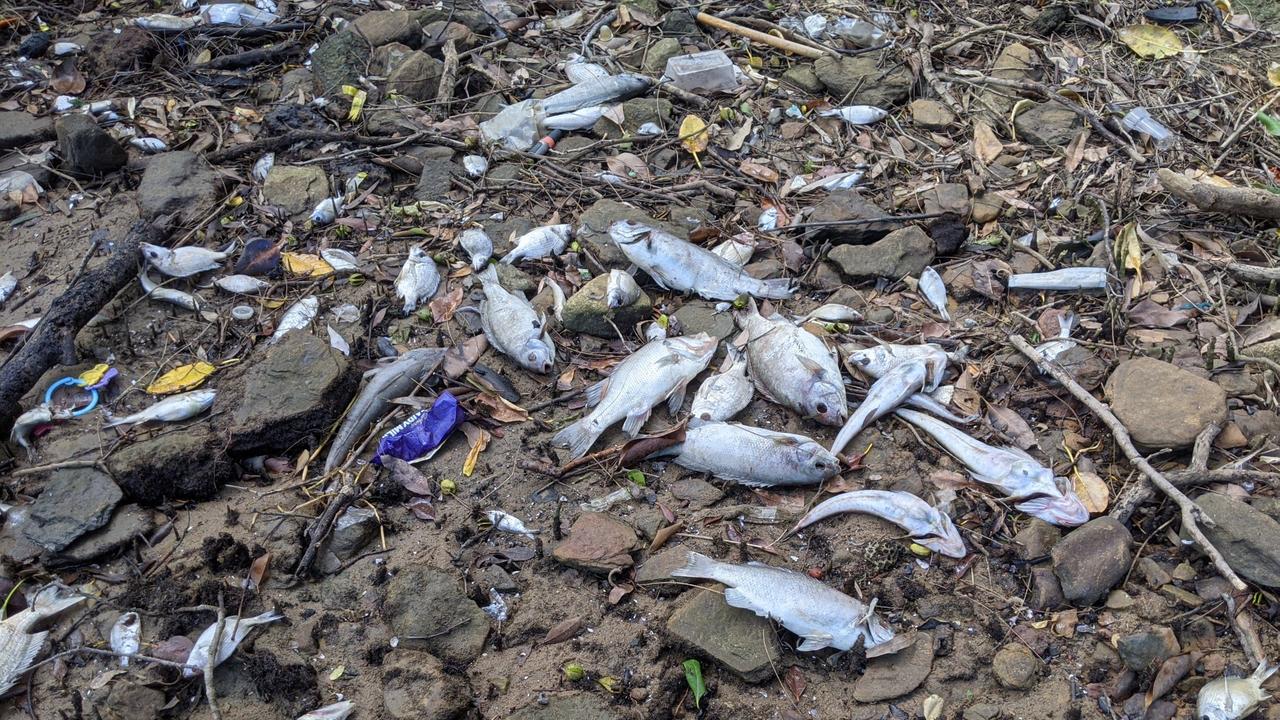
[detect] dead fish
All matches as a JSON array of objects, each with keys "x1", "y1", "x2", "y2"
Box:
[
  {"x1": 650, "y1": 422, "x2": 839, "y2": 486},
  {"x1": 540, "y1": 277, "x2": 566, "y2": 322},
  {"x1": 737, "y1": 300, "x2": 846, "y2": 426},
  {"x1": 711, "y1": 237, "x2": 755, "y2": 266},
  {"x1": 140, "y1": 240, "x2": 236, "y2": 278},
  {"x1": 553, "y1": 333, "x2": 716, "y2": 458},
  {"x1": 830, "y1": 358, "x2": 932, "y2": 456},
  {"x1": 672, "y1": 552, "x2": 894, "y2": 652},
  {"x1": 214, "y1": 274, "x2": 269, "y2": 294},
  {"x1": 841, "y1": 342, "x2": 951, "y2": 387},
  {"x1": 543, "y1": 105, "x2": 610, "y2": 131},
  {"x1": 136, "y1": 12, "x2": 203, "y2": 30},
  {"x1": 501, "y1": 224, "x2": 572, "y2": 264},
  {"x1": 183, "y1": 609, "x2": 284, "y2": 677},
  {"x1": 688, "y1": 346, "x2": 752, "y2": 425},
  {"x1": 1034, "y1": 311, "x2": 1078, "y2": 365},
  {"x1": 795, "y1": 490, "x2": 966, "y2": 558},
  {"x1": 894, "y1": 408, "x2": 1089, "y2": 526},
  {"x1": 817, "y1": 105, "x2": 889, "y2": 125},
  {"x1": 129, "y1": 137, "x2": 167, "y2": 153},
  {"x1": 109, "y1": 612, "x2": 141, "y2": 667},
  {"x1": 611, "y1": 220, "x2": 794, "y2": 301},
  {"x1": 322, "y1": 348, "x2": 447, "y2": 473},
  {"x1": 297, "y1": 700, "x2": 356, "y2": 720},
  {"x1": 270, "y1": 296, "x2": 318, "y2": 344},
  {"x1": 476, "y1": 266, "x2": 555, "y2": 374},
  {"x1": 919, "y1": 266, "x2": 949, "y2": 322},
  {"x1": 1198, "y1": 662, "x2": 1277, "y2": 720},
  {"x1": 459, "y1": 228, "x2": 493, "y2": 270},
  {"x1": 606, "y1": 269, "x2": 641, "y2": 308},
  {"x1": 539, "y1": 73, "x2": 651, "y2": 115},
  {"x1": 252, "y1": 152, "x2": 274, "y2": 183},
  {"x1": 10, "y1": 404, "x2": 70, "y2": 459},
  {"x1": 471, "y1": 363, "x2": 520, "y2": 402},
  {"x1": 395, "y1": 247, "x2": 441, "y2": 314},
  {"x1": 462, "y1": 156, "x2": 488, "y2": 177},
  {"x1": 104, "y1": 389, "x2": 216, "y2": 429},
  {"x1": 0, "y1": 583, "x2": 86, "y2": 696},
  {"x1": 309, "y1": 197, "x2": 343, "y2": 225},
  {"x1": 483, "y1": 510, "x2": 538, "y2": 540},
  {"x1": 0, "y1": 272, "x2": 16, "y2": 305},
  {"x1": 804, "y1": 303, "x2": 862, "y2": 323},
  {"x1": 320, "y1": 248, "x2": 361, "y2": 274},
  {"x1": 139, "y1": 273, "x2": 201, "y2": 312}
]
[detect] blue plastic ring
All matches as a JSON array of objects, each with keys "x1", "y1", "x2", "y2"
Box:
[{"x1": 44, "y1": 377, "x2": 99, "y2": 417}]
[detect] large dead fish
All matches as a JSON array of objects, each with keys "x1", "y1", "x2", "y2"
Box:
[
  {"x1": 609, "y1": 220, "x2": 794, "y2": 301},
  {"x1": 688, "y1": 347, "x2": 751, "y2": 425},
  {"x1": 322, "y1": 347, "x2": 446, "y2": 473},
  {"x1": 476, "y1": 266, "x2": 555, "y2": 374},
  {"x1": 0, "y1": 584, "x2": 86, "y2": 695},
  {"x1": 737, "y1": 301, "x2": 845, "y2": 426},
  {"x1": 650, "y1": 422, "x2": 839, "y2": 486},
  {"x1": 552, "y1": 333, "x2": 716, "y2": 458},
  {"x1": 894, "y1": 408, "x2": 1089, "y2": 526},
  {"x1": 672, "y1": 552, "x2": 894, "y2": 652},
  {"x1": 140, "y1": 240, "x2": 236, "y2": 278},
  {"x1": 795, "y1": 490, "x2": 966, "y2": 558},
  {"x1": 183, "y1": 609, "x2": 284, "y2": 677},
  {"x1": 1198, "y1": 662, "x2": 1277, "y2": 720},
  {"x1": 841, "y1": 342, "x2": 973, "y2": 424}
]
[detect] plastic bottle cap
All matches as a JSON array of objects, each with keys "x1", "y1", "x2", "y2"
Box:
[{"x1": 231, "y1": 305, "x2": 254, "y2": 321}]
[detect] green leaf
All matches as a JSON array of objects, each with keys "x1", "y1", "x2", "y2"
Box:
[
  {"x1": 682, "y1": 659, "x2": 706, "y2": 709},
  {"x1": 1257, "y1": 111, "x2": 1280, "y2": 137},
  {"x1": 627, "y1": 469, "x2": 646, "y2": 487}
]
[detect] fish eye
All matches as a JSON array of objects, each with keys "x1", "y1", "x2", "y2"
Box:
[
  {"x1": 815, "y1": 402, "x2": 828, "y2": 415},
  {"x1": 527, "y1": 352, "x2": 537, "y2": 363}
]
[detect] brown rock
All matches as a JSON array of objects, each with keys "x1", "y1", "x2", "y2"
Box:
[
  {"x1": 807, "y1": 191, "x2": 894, "y2": 244},
  {"x1": 1051, "y1": 517, "x2": 1132, "y2": 605},
  {"x1": 552, "y1": 513, "x2": 640, "y2": 574},
  {"x1": 387, "y1": 50, "x2": 444, "y2": 101},
  {"x1": 853, "y1": 632, "x2": 934, "y2": 701},
  {"x1": 971, "y1": 191, "x2": 1003, "y2": 223},
  {"x1": 923, "y1": 183, "x2": 969, "y2": 218},
  {"x1": 1105, "y1": 357, "x2": 1227, "y2": 449},
  {"x1": 829, "y1": 226, "x2": 936, "y2": 280},
  {"x1": 992, "y1": 644, "x2": 1039, "y2": 689},
  {"x1": 910, "y1": 99, "x2": 955, "y2": 130},
  {"x1": 1013, "y1": 103, "x2": 1083, "y2": 146}
]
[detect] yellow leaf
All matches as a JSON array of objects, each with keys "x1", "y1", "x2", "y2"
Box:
[
  {"x1": 1116, "y1": 24, "x2": 1184, "y2": 60},
  {"x1": 1269, "y1": 62, "x2": 1280, "y2": 87},
  {"x1": 328, "y1": 665, "x2": 345, "y2": 681},
  {"x1": 973, "y1": 119, "x2": 1002, "y2": 164},
  {"x1": 348, "y1": 89, "x2": 367, "y2": 122},
  {"x1": 1073, "y1": 470, "x2": 1110, "y2": 514},
  {"x1": 1114, "y1": 222, "x2": 1144, "y2": 299},
  {"x1": 463, "y1": 430, "x2": 488, "y2": 477},
  {"x1": 147, "y1": 361, "x2": 216, "y2": 395},
  {"x1": 282, "y1": 252, "x2": 335, "y2": 278},
  {"x1": 679, "y1": 115, "x2": 709, "y2": 155}
]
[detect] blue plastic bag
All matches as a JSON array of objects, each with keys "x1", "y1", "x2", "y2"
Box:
[{"x1": 373, "y1": 392, "x2": 465, "y2": 464}]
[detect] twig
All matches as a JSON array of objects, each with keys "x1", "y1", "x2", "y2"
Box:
[
  {"x1": 205, "y1": 130, "x2": 464, "y2": 163},
  {"x1": 194, "y1": 43, "x2": 298, "y2": 70},
  {"x1": 1190, "y1": 421, "x2": 1219, "y2": 473},
  {"x1": 1212, "y1": 91, "x2": 1280, "y2": 170},
  {"x1": 205, "y1": 593, "x2": 225, "y2": 720},
  {"x1": 933, "y1": 23, "x2": 1012, "y2": 53},
  {"x1": 436, "y1": 39, "x2": 458, "y2": 105},
  {"x1": 1110, "y1": 422, "x2": 1221, "y2": 523},
  {"x1": 1009, "y1": 334, "x2": 1247, "y2": 592},
  {"x1": 695, "y1": 12, "x2": 827, "y2": 59},
  {"x1": 917, "y1": 25, "x2": 964, "y2": 117},
  {"x1": 1224, "y1": 262, "x2": 1280, "y2": 283},
  {"x1": 1157, "y1": 168, "x2": 1280, "y2": 220}
]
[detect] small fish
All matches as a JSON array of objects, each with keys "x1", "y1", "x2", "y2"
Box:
[
  {"x1": 562, "y1": 53, "x2": 611, "y2": 83},
  {"x1": 804, "y1": 303, "x2": 862, "y2": 323},
  {"x1": 818, "y1": 105, "x2": 889, "y2": 125},
  {"x1": 459, "y1": 228, "x2": 493, "y2": 271},
  {"x1": 296, "y1": 701, "x2": 356, "y2": 720},
  {"x1": 136, "y1": 13, "x2": 203, "y2": 30},
  {"x1": 1198, "y1": 662, "x2": 1277, "y2": 720},
  {"x1": 842, "y1": 342, "x2": 951, "y2": 385},
  {"x1": 462, "y1": 156, "x2": 488, "y2": 177},
  {"x1": 553, "y1": 333, "x2": 716, "y2": 458},
  {"x1": 606, "y1": 269, "x2": 641, "y2": 308},
  {"x1": 795, "y1": 490, "x2": 966, "y2": 558},
  {"x1": 919, "y1": 266, "x2": 949, "y2": 322},
  {"x1": 501, "y1": 224, "x2": 572, "y2": 264},
  {"x1": 139, "y1": 273, "x2": 202, "y2": 312},
  {"x1": 395, "y1": 247, "x2": 441, "y2": 314},
  {"x1": 484, "y1": 510, "x2": 538, "y2": 540},
  {"x1": 540, "y1": 277, "x2": 566, "y2": 322},
  {"x1": 140, "y1": 240, "x2": 236, "y2": 278},
  {"x1": 129, "y1": 137, "x2": 167, "y2": 153},
  {"x1": 0, "y1": 584, "x2": 86, "y2": 695},
  {"x1": 10, "y1": 404, "x2": 69, "y2": 459},
  {"x1": 757, "y1": 207, "x2": 779, "y2": 231},
  {"x1": 104, "y1": 389, "x2": 216, "y2": 429},
  {"x1": 672, "y1": 552, "x2": 894, "y2": 652},
  {"x1": 711, "y1": 237, "x2": 755, "y2": 267},
  {"x1": 481, "y1": 588, "x2": 509, "y2": 621},
  {"x1": 539, "y1": 73, "x2": 651, "y2": 115},
  {"x1": 0, "y1": 272, "x2": 17, "y2": 305},
  {"x1": 183, "y1": 609, "x2": 284, "y2": 678},
  {"x1": 476, "y1": 266, "x2": 555, "y2": 374},
  {"x1": 270, "y1": 296, "x2": 319, "y2": 344},
  {"x1": 830, "y1": 358, "x2": 938, "y2": 456},
  {"x1": 214, "y1": 274, "x2": 269, "y2": 294},
  {"x1": 737, "y1": 300, "x2": 846, "y2": 426},
  {"x1": 610, "y1": 221, "x2": 793, "y2": 301},
  {"x1": 310, "y1": 197, "x2": 343, "y2": 225},
  {"x1": 688, "y1": 346, "x2": 752, "y2": 425},
  {"x1": 543, "y1": 105, "x2": 610, "y2": 131},
  {"x1": 319, "y1": 248, "x2": 361, "y2": 274},
  {"x1": 109, "y1": 612, "x2": 141, "y2": 667},
  {"x1": 651, "y1": 422, "x2": 839, "y2": 487},
  {"x1": 252, "y1": 152, "x2": 274, "y2": 183}
]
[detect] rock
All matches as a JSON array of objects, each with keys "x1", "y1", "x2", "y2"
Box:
[
  {"x1": 84, "y1": 678, "x2": 167, "y2": 720},
  {"x1": 923, "y1": 183, "x2": 969, "y2": 218},
  {"x1": 593, "y1": 97, "x2": 674, "y2": 138},
  {"x1": 1013, "y1": 103, "x2": 1082, "y2": 146},
  {"x1": 1192, "y1": 493, "x2": 1280, "y2": 587},
  {"x1": 1106, "y1": 590, "x2": 1135, "y2": 609},
  {"x1": 670, "y1": 477, "x2": 723, "y2": 508},
  {"x1": 136, "y1": 151, "x2": 220, "y2": 224},
  {"x1": 422, "y1": 21, "x2": 476, "y2": 51},
  {"x1": 744, "y1": 258, "x2": 784, "y2": 279},
  {"x1": 1137, "y1": 557, "x2": 1172, "y2": 588},
  {"x1": 278, "y1": 67, "x2": 312, "y2": 101},
  {"x1": 1215, "y1": 370, "x2": 1258, "y2": 397},
  {"x1": 853, "y1": 632, "x2": 934, "y2": 701},
  {"x1": 352, "y1": 10, "x2": 426, "y2": 47},
  {"x1": 1013, "y1": 520, "x2": 1061, "y2": 559},
  {"x1": 813, "y1": 55, "x2": 912, "y2": 107},
  {"x1": 1235, "y1": 409, "x2": 1280, "y2": 441},
  {"x1": 106, "y1": 423, "x2": 234, "y2": 503},
  {"x1": 384, "y1": 566, "x2": 489, "y2": 664},
  {"x1": 782, "y1": 64, "x2": 824, "y2": 94},
  {"x1": 412, "y1": 146, "x2": 456, "y2": 200},
  {"x1": 576, "y1": 198, "x2": 685, "y2": 264},
  {"x1": 829, "y1": 226, "x2": 936, "y2": 280},
  {"x1": 992, "y1": 644, "x2": 1039, "y2": 689},
  {"x1": 55, "y1": 504, "x2": 156, "y2": 565},
  {"x1": 971, "y1": 191, "x2": 1003, "y2": 223},
  {"x1": 263, "y1": 165, "x2": 332, "y2": 220},
  {"x1": 380, "y1": 652, "x2": 472, "y2": 720},
  {"x1": 561, "y1": 272, "x2": 652, "y2": 337},
  {"x1": 1030, "y1": 566, "x2": 1066, "y2": 610},
  {"x1": 1116, "y1": 627, "x2": 1180, "y2": 671},
  {"x1": 311, "y1": 31, "x2": 371, "y2": 97},
  {"x1": 317, "y1": 507, "x2": 378, "y2": 575},
  {"x1": 643, "y1": 38, "x2": 682, "y2": 73},
  {"x1": 1105, "y1": 357, "x2": 1227, "y2": 449},
  {"x1": 910, "y1": 99, "x2": 955, "y2": 130},
  {"x1": 493, "y1": 262, "x2": 535, "y2": 293},
  {"x1": 552, "y1": 512, "x2": 640, "y2": 573},
  {"x1": 866, "y1": 306, "x2": 894, "y2": 324},
  {"x1": 964, "y1": 704, "x2": 1002, "y2": 720},
  {"x1": 23, "y1": 468, "x2": 122, "y2": 552},
  {"x1": 373, "y1": 42, "x2": 415, "y2": 75},
  {"x1": 983, "y1": 43, "x2": 1039, "y2": 115},
  {"x1": 1056, "y1": 346, "x2": 1108, "y2": 391},
  {"x1": 56, "y1": 114, "x2": 126, "y2": 177},
  {"x1": 1051, "y1": 517, "x2": 1132, "y2": 605},
  {"x1": 228, "y1": 331, "x2": 356, "y2": 456},
  {"x1": 673, "y1": 301, "x2": 735, "y2": 340},
  {"x1": 0, "y1": 112, "x2": 54, "y2": 149},
  {"x1": 812, "y1": 262, "x2": 843, "y2": 290},
  {"x1": 635, "y1": 547, "x2": 693, "y2": 595},
  {"x1": 476, "y1": 565, "x2": 519, "y2": 593},
  {"x1": 387, "y1": 50, "x2": 444, "y2": 101},
  {"x1": 666, "y1": 586, "x2": 781, "y2": 682},
  {"x1": 86, "y1": 26, "x2": 156, "y2": 74},
  {"x1": 509, "y1": 693, "x2": 625, "y2": 720},
  {"x1": 807, "y1": 191, "x2": 895, "y2": 244}
]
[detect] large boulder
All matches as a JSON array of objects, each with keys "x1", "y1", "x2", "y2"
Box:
[
  {"x1": 136, "y1": 151, "x2": 220, "y2": 224},
  {"x1": 1105, "y1": 357, "x2": 1227, "y2": 449},
  {"x1": 829, "y1": 226, "x2": 935, "y2": 280},
  {"x1": 1192, "y1": 493, "x2": 1280, "y2": 587},
  {"x1": 1051, "y1": 517, "x2": 1132, "y2": 605}
]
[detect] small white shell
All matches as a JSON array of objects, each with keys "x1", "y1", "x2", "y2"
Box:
[
  {"x1": 130, "y1": 137, "x2": 168, "y2": 153},
  {"x1": 463, "y1": 155, "x2": 489, "y2": 177}
]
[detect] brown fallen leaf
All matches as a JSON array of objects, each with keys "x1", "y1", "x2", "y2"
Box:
[
  {"x1": 407, "y1": 497, "x2": 436, "y2": 521},
  {"x1": 1073, "y1": 470, "x2": 1110, "y2": 514},
  {"x1": 429, "y1": 286, "x2": 464, "y2": 323},
  {"x1": 247, "y1": 553, "x2": 271, "y2": 590},
  {"x1": 606, "y1": 152, "x2": 651, "y2": 180},
  {"x1": 607, "y1": 583, "x2": 633, "y2": 605},
  {"x1": 647, "y1": 520, "x2": 685, "y2": 554},
  {"x1": 784, "y1": 666, "x2": 806, "y2": 703},
  {"x1": 987, "y1": 406, "x2": 1037, "y2": 450},
  {"x1": 51, "y1": 58, "x2": 86, "y2": 95},
  {"x1": 385, "y1": 456, "x2": 435, "y2": 495},
  {"x1": 151, "y1": 636, "x2": 195, "y2": 664},
  {"x1": 540, "y1": 617, "x2": 584, "y2": 646},
  {"x1": 1146, "y1": 653, "x2": 1197, "y2": 706},
  {"x1": 473, "y1": 393, "x2": 529, "y2": 423},
  {"x1": 739, "y1": 161, "x2": 780, "y2": 183},
  {"x1": 1128, "y1": 299, "x2": 1191, "y2": 328},
  {"x1": 973, "y1": 119, "x2": 1003, "y2": 164},
  {"x1": 236, "y1": 237, "x2": 282, "y2": 276}
]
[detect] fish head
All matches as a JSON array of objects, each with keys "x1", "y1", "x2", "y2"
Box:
[
  {"x1": 1197, "y1": 679, "x2": 1256, "y2": 720},
  {"x1": 608, "y1": 219, "x2": 651, "y2": 246},
  {"x1": 794, "y1": 441, "x2": 841, "y2": 480},
  {"x1": 919, "y1": 512, "x2": 967, "y2": 558},
  {"x1": 520, "y1": 338, "x2": 555, "y2": 374},
  {"x1": 805, "y1": 379, "x2": 847, "y2": 427},
  {"x1": 1016, "y1": 483, "x2": 1090, "y2": 527},
  {"x1": 408, "y1": 246, "x2": 429, "y2": 262},
  {"x1": 139, "y1": 243, "x2": 170, "y2": 266}
]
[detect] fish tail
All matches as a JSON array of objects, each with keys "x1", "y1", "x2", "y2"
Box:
[
  {"x1": 552, "y1": 419, "x2": 600, "y2": 459},
  {"x1": 1253, "y1": 662, "x2": 1279, "y2": 684},
  {"x1": 476, "y1": 264, "x2": 499, "y2": 286},
  {"x1": 670, "y1": 551, "x2": 721, "y2": 581},
  {"x1": 248, "y1": 609, "x2": 285, "y2": 626},
  {"x1": 757, "y1": 277, "x2": 796, "y2": 299}
]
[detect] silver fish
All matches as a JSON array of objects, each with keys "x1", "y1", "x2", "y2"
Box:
[
  {"x1": 606, "y1": 269, "x2": 641, "y2": 308},
  {"x1": 711, "y1": 237, "x2": 755, "y2": 267},
  {"x1": 395, "y1": 247, "x2": 441, "y2": 314},
  {"x1": 476, "y1": 266, "x2": 555, "y2": 374},
  {"x1": 297, "y1": 700, "x2": 356, "y2": 720},
  {"x1": 903, "y1": 390, "x2": 977, "y2": 425},
  {"x1": 540, "y1": 73, "x2": 651, "y2": 115},
  {"x1": 214, "y1": 274, "x2": 269, "y2": 294},
  {"x1": 320, "y1": 248, "x2": 361, "y2": 274},
  {"x1": 540, "y1": 277, "x2": 566, "y2": 322},
  {"x1": 484, "y1": 510, "x2": 538, "y2": 540},
  {"x1": 140, "y1": 240, "x2": 235, "y2": 278},
  {"x1": 830, "y1": 359, "x2": 930, "y2": 456},
  {"x1": 10, "y1": 404, "x2": 69, "y2": 459},
  {"x1": 104, "y1": 389, "x2": 216, "y2": 428},
  {"x1": 841, "y1": 342, "x2": 950, "y2": 388},
  {"x1": 0, "y1": 272, "x2": 16, "y2": 304},
  {"x1": 796, "y1": 490, "x2": 966, "y2": 558},
  {"x1": 1198, "y1": 662, "x2": 1277, "y2": 720},
  {"x1": 310, "y1": 197, "x2": 343, "y2": 225},
  {"x1": 252, "y1": 153, "x2": 274, "y2": 183},
  {"x1": 817, "y1": 105, "x2": 889, "y2": 125},
  {"x1": 919, "y1": 266, "x2": 949, "y2": 322},
  {"x1": 543, "y1": 105, "x2": 610, "y2": 131},
  {"x1": 136, "y1": 13, "x2": 203, "y2": 30},
  {"x1": 1007, "y1": 267, "x2": 1109, "y2": 292},
  {"x1": 552, "y1": 333, "x2": 716, "y2": 458},
  {"x1": 0, "y1": 584, "x2": 86, "y2": 696},
  {"x1": 502, "y1": 224, "x2": 572, "y2": 264},
  {"x1": 270, "y1": 296, "x2": 318, "y2": 344},
  {"x1": 672, "y1": 552, "x2": 894, "y2": 652},
  {"x1": 894, "y1": 408, "x2": 1089, "y2": 526},
  {"x1": 459, "y1": 228, "x2": 493, "y2": 271},
  {"x1": 610, "y1": 220, "x2": 794, "y2": 301},
  {"x1": 688, "y1": 347, "x2": 752, "y2": 425},
  {"x1": 129, "y1": 137, "x2": 168, "y2": 153},
  {"x1": 109, "y1": 612, "x2": 141, "y2": 667},
  {"x1": 322, "y1": 348, "x2": 446, "y2": 473},
  {"x1": 804, "y1": 304, "x2": 863, "y2": 323},
  {"x1": 737, "y1": 301, "x2": 845, "y2": 426},
  {"x1": 562, "y1": 54, "x2": 611, "y2": 83},
  {"x1": 654, "y1": 422, "x2": 839, "y2": 486},
  {"x1": 183, "y1": 609, "x2": 284, "y2": 677},
  {"x1": 139, "y1": 273, "x2": 201, "y2": 312}
]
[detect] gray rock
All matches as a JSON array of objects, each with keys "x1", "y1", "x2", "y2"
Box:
[
  {"x1": 1051, "y1": 517, "x2": 1132, "y2": 605},
  {"x1": 263, "y1": 165, "x2": 332, "y2": 220},
  {"x1": 806, "y1": 191, "x2": 894, "y2": 244},
  {"x1": 1105, "y1": 357, "x2": 1227, "y2": 449},
  {"x1": 576, "y1": 198, "x2": 687, "y2": 264},
  {"x1": 853, "y1": 632, "x2": 933, "y2": 701},
  {"x1": 1192, "y1": 493, "x2": 1280, "y2": 587},
  {"x1": 829, "y1": 226, "x2": 935, "y2": 280},
  {"x1": 136, "y1": 151, "x2": 220, "y2": 224},
  {"x1": 552, "y1": 512, "x2": 640, "y2": 574},
  {"x1": 493, "y1": 262, "x2": 535, "y2": 293},
  {"x1": 56, "y1": 113, "x2": 126, "y2": 177},
  {"x1": 83, "y1": 678, "x2": 167, "y2": 720},
  {"x1": 318, "y1": 507, "x2": 378, "y2": 575},
  {"x1": 1137, "y1": 557, "x2": 1172, "y2": 588},
  {"x1": 351, "y1": 10, "x2": 426, "y2": 47},
  {"x1": 813, "y1": 55, "x2": 912, "y2": 107},
  {"x1": 1013, "y1": 103, "x2": 1082, "y2": 146},
  {"x1": 106, "y1": 423, "x2": 234, "y2": 503},
  {"x1": 972, "y1": 191, "x2": 1003, "y2": 223},
  {"x1": 0, "y1": 112, "x2": 54, "y2": 150},
  {"x1": 311, "y1": 31, "x2": 371, "y2": 97},
  {"x1": 54, "y1": 504, "x2": 156, "y2": 565},
  {"x1": 642, "y1": 38, "x2": 682, "y2": 74},
  {"x1": 923, "y1": 182, "x2": 969, "y2": 218},
  {"x1": 1116, "y1": 627, "x2": 1180, "y2": 671},
  {"x1": 593, "y1": 97, "x2": 673, "y2": 139},
  {"x1": 781, "y1": 64, "x2": 824, "y2": 94},
  {"x1": 635, "y1": 547, "x2": 693, "y2": 595},
  {"x1": 509, "y1": 694, "x2": 625, "y2": 720},
  {"x1": 476, "y1": 565, "x2": 519, "y2": 593},
  {"x1": 380, "y1": 651, "x2": 472, "y2": 720},
  {"x1": 384, "y1": 566, "x2": 490, "y2": 664},
  {"x1": 24, "y1": 468, "x2": 122, "y2": 552},
  {"x1": 910, "y1": 99, "x2": 955, "y2": 131},
  {"x1": 387, "y1": 50, "x2": 444, "y2": 101},
  {"x1": 992, "y1": 643, "x2": 1039, "y2": 689},
  {"x1": 1030, "y1": 566, "x2": 1066, "y2": 610},
  {"x1": 673, "y1": 301, "x2": 735, "y2": 340},
  {"x1": 412, "y1": 146, "x2": 455, "y2": 200},
  {"x1": 1013, "y1": 520, "x2": 1061, "y2": 559},
  {"x1": 983, "y1": 43, "x2": 1039, "y2": 115},
  {"x1": 866, "y1": 306, "x2": 894, "y2": 324},
  {"x1": 744, "y1": 258, "x2": 783, "y2": 280},
  {"x1": 561, "y1": 272, "x2": 652, "y2": 337},
  {"x1": 1234, "y1": 408, "x2": 1280, "y2": 441},
  {"x1": 373, "y1": 42, "x2": 415, "y2": 76},
  {"x1": 666, "y1": 586, "x2": 780, "y2": 682},
  {"x1": 277, "y1": 67, "x2": 312, "y2": 101},
  {"x1": 964, "y1": 704, "x2": 1002, "y2": 720},
  {"x1": 670, "y1": 477, "x2": 723, "y2": 508}
]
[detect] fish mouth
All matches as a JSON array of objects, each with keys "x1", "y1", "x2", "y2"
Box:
[
  {"x1": 920, "y1": 533, "x2": 968, "y2": 559},
  {"x1": 1015, "y1": 492, "x2": 1090, "y2": 527},
  {"x1": 607, "y1": 220, "x2": 649, "y2": 244}
]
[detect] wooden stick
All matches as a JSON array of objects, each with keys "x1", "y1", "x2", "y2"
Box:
[
  {"x1": 1110, "y1": 421, "x2": 1219, "y2": 523},
  {"x1": 695, "y1": 12, "x2": 827, "y2": 59},
  {"x1": 1158, "y1": 168, "x2": 1280, "y2": 220},
  {"x1": 1009, "y1": 334, "x2": 1247, "y2": 592}
]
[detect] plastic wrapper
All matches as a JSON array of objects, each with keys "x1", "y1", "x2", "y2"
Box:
[{"x1": 374, "y1": 392, "x2": 465, "y2": 464}]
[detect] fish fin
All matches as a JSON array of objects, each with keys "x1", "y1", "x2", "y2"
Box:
[
  {"x1": 499, "y1": 253, "x2": 516, "y2": 265},
  {"x1": 621, "y1": 408, "x2": 651, "y2": 437},
  {"x1": 669, "y1": 551, "x2": 719, "y2": 580},
  {"x1": 798, "y1": 355, "x2": 826, "y2": 378},
  {"x1": 247, "y1": 609, "x2": 285, "y2": 626},
  {"x1": 750, "y1": 377, "x2": 780, "y2": 405},
  {"x1": 218, "y1": 239, "x2": 237, "y2": 256},
  {"x1": 5, "y1": 629, "x2": 49, "y2": 691},
  {"x1": 721, "y1": 587, "x2": 764, "y2": 615},
  {"x1": 1253, "y1": 662, "x2": 1279, "y2": 684},
  {"x1": 666, "y1": 382, "x2": 689, "y2": 415},
  {"x1": 796, "y1": 632, "x2": 834, "y2": 652},
  {"x1": 552, "y1": 419, "x2": 601, "y2": 459},
  {"x1": 583, "y1": 379, "x2": 608, "y2": 407},
  {"x1": 757, "y1": 277, "x2": 796, "y2": 299}
]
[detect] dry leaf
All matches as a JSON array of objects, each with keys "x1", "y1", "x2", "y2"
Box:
[
  {"x1": 407, "y1": 497, "x2": 436, "y2": 521},
  {"x1": 606, "y1": 152, "x2": 651, "y2": 180},
  {"x1": 923, "y1": 695, "x2": 945, "y2": 720},
  {"x1": 462, "y1": 426, "x2": 489, "y2": 477},
  {"x1": 474, "y1": 393, "x2": 529, "y2": 423},
  {"x1": 739, "y1": 161, "x2": 779, "y2": 183},
  {"x1": 429, "y1": 287, "x2": 464, "y2": 323},
  {"x1": 1074, "y1": 470, "x2": 1109, "y2": 513},
  {"x1": 973, "y1": 120, "x2": 1002, "y2": 164},
  {"x1": 236, "y1": 238, "x2": 282, "y2": 276},
  {"x1": 247, "y1": 553, "x2": 270, "y2": 590},
  {"x1": 1128, "y1": 299, "x2": 1190, "y2": 328},
  {"x1": 50, "y1": 58, "x2": 86, "y2": 95},
  {"x1": 540, "y1": 617, "x2": 583, "y2": 645},
  {"x1": 282, "y1": 252, "x2": 335, "y2": 278},
  {"x1": 987, "y1": 406, "x2": 1037, "y2": 450},
  {"x1": 1114, "y1": 222, "x2": 1144, "y2": 299},
  {"x1": 385, "y1": 456, "x2": 434, "y2": 495},
  {"x1": 679, "y1": 115, "x2": 709, "y2": 155},
  {"x1": 783, "y1": 666, "x2": 806, "y2": 703},
  {"x1": 1116, "y1": 24, "x2": 1185, "y2": 59},
  {"x1": 147, "y1": 361, "x2": 217, "y2": 394},
  {"x1": 647, "y1": 520, "x2": 684, "y2": 554},
  {"x1": 1269, "y1": 62, "x2": 1280, "y2": 87},
  {"x1": 1147, "y1": 653, "x2": 1196, "y2": 705},
  {"x1": 724, "y1": 118, "x2": 753, "y2": 151}
]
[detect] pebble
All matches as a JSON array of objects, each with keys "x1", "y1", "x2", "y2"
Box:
[
  {"x1": 383, "y1": 566, "x2": 490, "y2": 664},
  {"x1": 852, "y1": 632, "x2": 934, "y2": 701},
  {"x1": 551, "y1": 512, "x2": 641, "y2": 574},
  {"x1": 829, "y1": 226, "x2": 936, "y2": 281},
  {"x1": 910, "y1": 99, "x2": 956, "y2": 130},
  {"x1": 1116, "y1": 627, "x2": 1180, "y2": 671},
  {"x1": 665, "y1": 586, "x2": 780, "y2": 682},
  {"x1": 1051, "y1": 517, "x2": 1132, "y2": 606},
  {"x1": 992, "y1": 643, "x2": 1039, "y2": 689}
]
